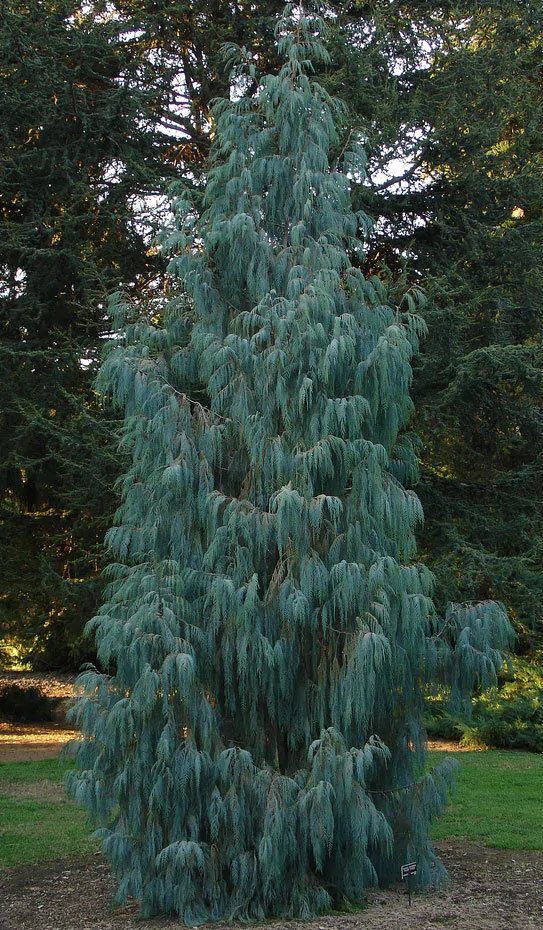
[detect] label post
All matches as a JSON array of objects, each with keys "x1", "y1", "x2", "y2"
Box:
[{"x1": 400, "y1": 861, "x2": 417, "y2": 906}]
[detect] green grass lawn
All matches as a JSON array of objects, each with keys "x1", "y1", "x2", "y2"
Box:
[
  {"x1": 429, "y1": 749, "x2": 543, "y2": 849},
  {"x1": 0, "y1": 750, "x2": 541, "y2": 870},
  {"x1": 0, "y1": 758, "x2": 99, "y2": 869}
]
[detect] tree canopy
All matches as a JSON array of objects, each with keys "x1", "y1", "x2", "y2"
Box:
[
  {"x1": 0, "y1": 0, "x2": 167, "y2": 663},
  {"x1": 68, "y1": 9, "x2": 512, "y2": 919}
]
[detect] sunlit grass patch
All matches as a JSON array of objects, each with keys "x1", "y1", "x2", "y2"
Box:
[{"x1": 430, "y1": 749, "x2": 543, "y2": 849}]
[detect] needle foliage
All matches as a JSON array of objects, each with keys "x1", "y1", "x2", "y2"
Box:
[{"x1": 66, "y1": 7, "x2": 513, "y2": 920}]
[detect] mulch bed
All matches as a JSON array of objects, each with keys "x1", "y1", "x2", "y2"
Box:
[{"x1": 1, "y1": 842, "x2": 542, "y2": 930}]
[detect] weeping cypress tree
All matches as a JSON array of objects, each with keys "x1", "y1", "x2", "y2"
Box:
[{"x1": 68, "y1": 5, "x2": 512, "y2": 921}]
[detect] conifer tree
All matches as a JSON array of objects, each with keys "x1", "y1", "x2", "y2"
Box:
[
  {"x1": 68, "y1": 6, "x2": 512, "y2": 920},
  {"x1": 0, "y1": 0, "x2": 168, "y2": 665}
]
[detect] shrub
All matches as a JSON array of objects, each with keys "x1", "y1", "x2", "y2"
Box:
[
  {"x1": 425, "y1": 659, "x2": 543, "y2": 752},
  {"x1": 0, "y1": 683, "x2": 55, "y2": 722}
]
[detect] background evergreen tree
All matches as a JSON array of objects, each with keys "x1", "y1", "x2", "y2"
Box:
[
  {"x1": 344, "y1": 0, "x2": 543, "y2": 644},
  {"x1": 408, "y1": 4, "x2": 542, "y2": 645},
  {"x1": 69, "y1": 9, "x2": 512, "y2": 919},
  {"x1": 0, "y1": 0, "x2": 170, "y2": 665}
]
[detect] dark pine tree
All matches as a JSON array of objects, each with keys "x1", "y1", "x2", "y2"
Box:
[
  {"x1": 0, "y1": 0, "x2": 168, "y2": 665},
  {"x1": 68, "y1": 7, "x2": 512, "y2": 920}
]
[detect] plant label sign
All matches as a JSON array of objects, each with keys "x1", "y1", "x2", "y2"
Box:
[
  {"x1": 401, "y1": 862, "x2": 417, "y2": 880},
  {"x1": 401, "y1": 862, "x2": 417, "y2": 906}
]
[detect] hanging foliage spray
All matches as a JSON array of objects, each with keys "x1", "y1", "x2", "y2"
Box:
[{"x1": 67, "y1": 4, "x2": 513, "y2": 921}]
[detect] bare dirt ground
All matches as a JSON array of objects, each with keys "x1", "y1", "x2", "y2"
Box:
[
  {"x1": 0, "y1": 672, "x2": 77, "y2": 761},
  {"x1": 0, "y1": 721, "x2": 78, "y2": 761},
  {"x1": 1, "y1": 841, "x2": 542, "y2": 930}
]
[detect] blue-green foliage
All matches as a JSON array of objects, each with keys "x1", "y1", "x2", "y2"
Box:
[{"x1": 67, "y1": 6, "x2": 513, "y2": 921}]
